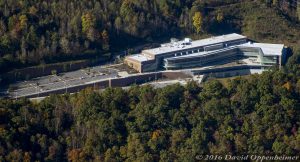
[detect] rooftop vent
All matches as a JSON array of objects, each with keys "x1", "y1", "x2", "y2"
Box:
[{"x1": 184, "y1": 38, "x2": 192, "y2": 43}]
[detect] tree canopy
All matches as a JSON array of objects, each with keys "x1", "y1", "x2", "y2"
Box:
[
  {"x1": 1, "y1": 0, "x2": 300, "y2": 74},
  {"x1": 1, "y1": 52, "x2": 300, "y2": 161}
]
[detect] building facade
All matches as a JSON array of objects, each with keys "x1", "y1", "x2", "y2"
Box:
[{"x1": 124, "y1": 33, "x2": 287, "y2": 73}]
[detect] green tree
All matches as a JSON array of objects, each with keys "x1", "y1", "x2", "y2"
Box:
[
  {"x1": 81, "y1": 13, "x2": 96, "y2": 33},
  {"x1": 86, "y1": 28, "x2": 98, "y2": 42},
  {"x1": 297, "y1": 2, "x2": 300, "y2": 21},
  {"x1": 102, "y1": 30, "x2": 110, "y2": 51},
  {"x1": 60, "y1": 37, "x2": 71, "y2": 54},
  {"x1": 20, "y1": 37, "x2": 27, "y2": 64},
  {"x1": 19, "y1": 15, "x2": 28, "y2": 31},
  {"x1": 192, "y1": 12, "x2": 203, "y2": 34},
  {"x1": 120, "y1": 0, "x2": 134, "y2": 18},
  {"x1": 272, "y1": 0, "x2": 279, "y2": 7},
  {"x1": 216, "y1": 10, "x2": 224, "y2": 23},
  {"x1": 114, "y1": 17, "x2": 122, "y2": 34},
  {"x1": 26, "y1": 26, "x2": 37, "y2": 47},
  {"x1": 0, "y1": 20, "x2": 6, "y2": 36}
]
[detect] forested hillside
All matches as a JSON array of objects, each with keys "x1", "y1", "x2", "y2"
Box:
[
  {"x1": 1, "y1": 0, "x2": 300, "y2": 73},
  {"x1": 0, "y1": 52, "x2": 300, "y2": 161},
  {"x1": 1, "y1": 1, "x2": 300, "y2": 160},
  {"x1": 0, "y1": 0, "x2": 205, "y2": 73}
]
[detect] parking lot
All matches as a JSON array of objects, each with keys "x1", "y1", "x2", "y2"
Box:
[{"x1": 6, "y1": 66, "x2": 119, "y2": 98}]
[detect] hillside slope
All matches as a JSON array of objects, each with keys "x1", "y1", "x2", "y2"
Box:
[
  {"x1": 207, "y1": 1, "x2": 300, "y2": 48},
  {"x1": 1, "y1": 0, "x2": 300, "y2": 73}
]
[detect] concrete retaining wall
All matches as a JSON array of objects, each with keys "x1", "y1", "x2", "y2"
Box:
[
  {"x1": 22, "y1": 80, "x2": 110, "y2": 98},
  {"x1": 14, "y1": 65, "x2": 270, "y2": 99},
  {"x1": 110, "y1": 73, "x2": 163, "y2": 87},
  {"x1": 20, "y1": 71, "x2": 191, "y2": 98}
]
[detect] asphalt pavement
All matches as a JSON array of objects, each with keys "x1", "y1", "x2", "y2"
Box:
[{"x1": 6, "y1": 66, "x2": 118, "y2": 98}]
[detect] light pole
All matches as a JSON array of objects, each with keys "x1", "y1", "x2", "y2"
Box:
[
  {"x1": 36, "y1": 83, "x2": 40, "y2": 97},
  {"x1": 155, "y1": 70, "x2": 158, "y2": 82},
  {"x1": 64, "y1": 81, "x2": 68, "y2": 93},
  {"x1": 36, "y1": 86, "x2": 38, "y2": 97},
  {"x1": 15, "y1": 91, "x2": 18, "y2": 100}
]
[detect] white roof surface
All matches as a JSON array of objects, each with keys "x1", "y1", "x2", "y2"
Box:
[
  {"x1": 127, "y1": 54, "x2": 150, "y2": 62},
  {"x1": 126, "y1": 34, "x2": 284, "y2": 63},
  {"x1": 166, "y1": 42, "x2": 284, "y2": 60},
  {"x1": 166, "y1": 46, "x2": 237, "y2": 60},
  {"x1": 239, "y1": 43, "x2": 284, "y2": 56},
  {"x1": 143, "y1": 33, "x2": 246, "y2": 56}
]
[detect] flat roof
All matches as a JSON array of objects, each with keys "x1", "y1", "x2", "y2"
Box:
[
  {"x1": 165, "y1": 46, "x2": 238, "y2": 61},
  {"x1": 143, "y1": 33, "x2": 246, "y2": 56},
  {"x1": 127, "y1": 54, "x2": 150, "y2": 62},
  {"x1": 239, "y1": 43, "x2": 284, "y2": 56},
  {"x1": 165, "y1": 42, "x2": 284, "y2": 61},
  {"x1": 125, "y1": 34, "x2": 284, "y2": 64}
]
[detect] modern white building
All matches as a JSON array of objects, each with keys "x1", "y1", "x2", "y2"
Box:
[{"x1": 125, "y1": 33, "x2": 287, "y2": 73}]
